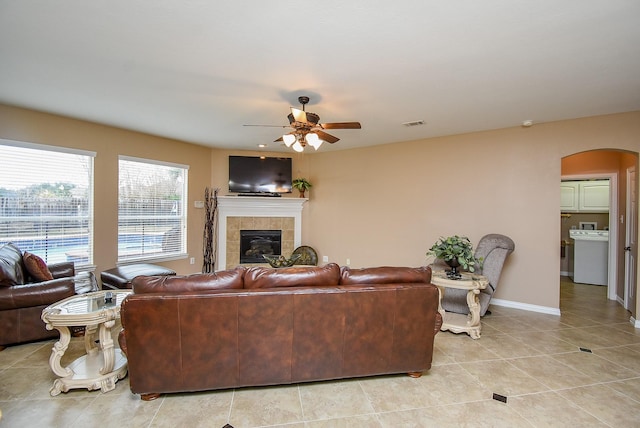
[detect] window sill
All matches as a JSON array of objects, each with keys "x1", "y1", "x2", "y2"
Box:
[{"x1": 116, "y1": 253, "x2": 187, "y2": 266}]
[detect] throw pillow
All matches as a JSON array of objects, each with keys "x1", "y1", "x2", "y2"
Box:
[{"x1": 23, "y1": 252, "x2": 54, "y2": 281}]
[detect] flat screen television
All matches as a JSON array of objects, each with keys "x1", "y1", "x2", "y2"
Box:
[{"x1": 228, "y1": 156, "x2": 292, "y2": 194}]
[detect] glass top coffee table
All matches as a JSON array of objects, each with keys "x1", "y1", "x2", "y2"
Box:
[{"x1": 41, "y1": 290, "x2": 131, "y2": 396}]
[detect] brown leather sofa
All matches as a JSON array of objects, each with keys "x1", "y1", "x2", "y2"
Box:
[
  {"x1": 0, "y1": 242, "x2": 97, "y2": 349},
  {"x1": 119, "y1": 263, "x2": 442, "y2": 401}
]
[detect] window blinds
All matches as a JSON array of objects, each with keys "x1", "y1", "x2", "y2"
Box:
[
  {"x1": 0, "y1": 139, "x2": 95, "y2": 266},
  {"x1": 118, "y1": 156, "x2": 188, "y2": 262}
]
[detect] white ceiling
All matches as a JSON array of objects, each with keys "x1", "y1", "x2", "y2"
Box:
[{"x1": 1, "y1": 1, "x2": 639, "y2": 153}]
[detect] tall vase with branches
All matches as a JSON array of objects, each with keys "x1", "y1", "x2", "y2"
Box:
[{"x1": 202, "y1": 187, "x2": 219, "y2": 273}]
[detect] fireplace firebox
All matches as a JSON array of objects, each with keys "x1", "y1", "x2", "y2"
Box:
[{"x1": 240, "y1": 230, "x2": 282, "y2": 264}]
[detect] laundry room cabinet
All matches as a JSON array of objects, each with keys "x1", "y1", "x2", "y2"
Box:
[
  {"x1": 561, "y1": 180, "x2": 609, "y2": 212},
  {"x1": 561, "y1": 182, "x2": 580, "y2": 211}
]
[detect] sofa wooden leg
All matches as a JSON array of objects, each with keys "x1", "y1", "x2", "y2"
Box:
[
  {"x1": 407, "y1": 371, "x2": 423, "y2": 378},
  {"x1": 141, "y1": 393, "x2": 161, "y2": 401},
  {"x1": 0, "y1": 345, "x2": 5, "y2": 352}
]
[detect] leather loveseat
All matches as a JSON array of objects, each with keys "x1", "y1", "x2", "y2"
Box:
[
  {"x1": 0, "y1": 242, "x2": 97, "y2": 349},
  {"x1": 119, "y1": 263, "x2": 442, "y2": 401}
]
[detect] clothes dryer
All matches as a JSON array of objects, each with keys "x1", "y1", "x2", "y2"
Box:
[{"x1": 569, "y1": 230, "x2": 609, "y2": 286}]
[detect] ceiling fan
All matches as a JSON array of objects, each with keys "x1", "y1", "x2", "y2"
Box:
[{"x1": 244, "y1": 96, "x2": 361, "y2": 152}]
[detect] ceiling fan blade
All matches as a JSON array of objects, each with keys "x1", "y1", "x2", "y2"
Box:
[
  {"x1": 291, "y1": 107, "x2": 308, "y2": 124},
  {"x1": 320, "y1": 122, "x2": 361, "y2": 129},
  {"x1": 315, "y1": 130, "x2": 340, "y2": 144},
  {"x1": 243, "y1": 124, "x2": 290, "y2": 128}
]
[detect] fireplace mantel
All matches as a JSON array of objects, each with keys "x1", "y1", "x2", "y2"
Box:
[
  {"x1": 216, "y1": 196, "x2": 307, "y2": 270},
  {"x1": 217, "y1": 196, "x2": 307, "y2": 216}
]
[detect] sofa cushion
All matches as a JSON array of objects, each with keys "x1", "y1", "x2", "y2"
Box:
[
  {"x1": 132, "y1": 267, "x2": 245, "y2": 294},
  {"x1": 0, "y1": 243, "x2": 26, "y2": 287},
  {"x1": 340, "y1": 265, "x2": 432, "y2": 285},
  {"x1": 23, "y1": 252, "x2": 54, "y2": 282},
  {"x1": 244, "y1": 263, "x2": 340, "y2": 289}
]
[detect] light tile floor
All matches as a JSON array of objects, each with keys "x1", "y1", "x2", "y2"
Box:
[{"x1": 1, "y1": 277, "x2": 639, "y2": 427}]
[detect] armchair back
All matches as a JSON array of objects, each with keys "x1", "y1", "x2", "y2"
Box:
[
  {"x1": 439, "y1": 233, "x2": 515, "y2": 316},
  {"x1": 0, "y1": 243, "x2": 27, "y2": 286}
]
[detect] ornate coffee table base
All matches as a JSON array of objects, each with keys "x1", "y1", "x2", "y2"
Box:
[
  {"x1": 42, "y1": 290, "x2": 130, "y2": 396},
  {"x1": 47, "y1": 325, "x2": 128, "y2": 396},
  {"x1": 431, "y1": 270, "x2": 488, "y2": 339},
  {"x1": 442, "y1": 312, "x2": 482, "y2": 339}
]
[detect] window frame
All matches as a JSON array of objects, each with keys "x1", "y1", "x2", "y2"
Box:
[
  {"x1": 0, "y1": 138, "x2": 96, "y2": 269},
  {"x1": 117, "y1": 155, "x2": 189, "y2": 264}
]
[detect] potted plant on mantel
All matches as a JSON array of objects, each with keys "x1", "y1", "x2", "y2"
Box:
[
  {"x1": 427, "y1": 235, "x2": 482, "y2": 279},
  {"x1": 292, "y1": 178, "x2": 312, "y2": 198}
]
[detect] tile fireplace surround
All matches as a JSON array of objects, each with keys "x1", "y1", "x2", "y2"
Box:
[{"x1": 216, "y1": 196, "x2": 307, "y2": 270}]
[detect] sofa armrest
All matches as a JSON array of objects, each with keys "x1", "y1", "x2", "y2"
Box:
[
  {"x1": 48, "y1": 262, "x2": 75, "y2": 279},
  {"x1": 0, "y1": 278, "x2": 75, "y2": 310}
]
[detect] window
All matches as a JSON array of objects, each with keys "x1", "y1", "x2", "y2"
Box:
[
  {"x1": 118, "y1": 156, "x2": 188, "y2": 262},
  {"x1": 0, "y1": 139, "x2": 95, "y2": 266}
]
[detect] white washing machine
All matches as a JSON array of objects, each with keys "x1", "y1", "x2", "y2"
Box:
[{"x1": 569, "y1": 230, "x2": 609, "y2": 286}]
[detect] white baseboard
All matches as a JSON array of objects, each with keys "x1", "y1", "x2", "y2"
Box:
[
  {"x1": 630, "y1": 316, "x2": 640, "y2": 329},
  {"x1": 560, "y1": 270, "x2": 571, "y2": 277},
  {"x1": 490, "y1": 298, "x2": 561, "y2": 316}
]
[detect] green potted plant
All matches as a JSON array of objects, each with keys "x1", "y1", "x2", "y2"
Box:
[
  {"x1": 427, "y1": 235, "x2": 482, "y2": 279},
  {"x1": 292, "y1": 178, "x2": 312, "y2": 198}
]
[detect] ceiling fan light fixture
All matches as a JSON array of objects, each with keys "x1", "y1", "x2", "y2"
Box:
[
  {"x1": 306, "y1": 112, "x2": 320, "y2": 125},
  {"x1": 282, "y1": 134, "x2": 296, "y2": 147},
  {"x1": 245, "y1": 96, "x2": 361, "y2": 152},
  {"x1": 292, "y1": 141, "x2": 304, "y2": 152},
  {"x1": 306, "y1": 132, "x2": 323, "y2": 150}
]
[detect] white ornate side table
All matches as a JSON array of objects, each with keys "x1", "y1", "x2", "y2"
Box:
[
  {"x1": 431, "y1": 270, "x2": 489, "y2": 339},
  {"x1": 41, "y1": 290, "x2": 131, "y2": 396}
]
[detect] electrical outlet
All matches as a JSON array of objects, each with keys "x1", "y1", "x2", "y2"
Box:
[
  {"x1": 346, "y1": 258, "x2": 351, "y2": 266},
  {"x1": 189, "y1": 257, "x2": 195, "y2": 265},
  {"x1": 322, "y1": 255, "x2": 329, "y2": 263}
]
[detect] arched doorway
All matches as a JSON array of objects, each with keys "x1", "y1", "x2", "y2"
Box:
[{"x1": 561, "y1": 149, "x2": 638, "y2": 316}]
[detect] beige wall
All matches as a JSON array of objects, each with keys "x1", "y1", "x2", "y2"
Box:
[
  {"x1": 304, "y1": 112, "x2": 640, "y2": 315},
  {"x1": 2, "y1": 102, "x2": 638, "y2": 317},
  {"x1": 0, "y1": 104, "x2": 212, "y2": 277}
]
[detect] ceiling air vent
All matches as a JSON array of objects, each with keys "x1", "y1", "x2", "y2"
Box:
[{"x1": 402, "y1": 120, "x2": 425, "y2": 127}]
